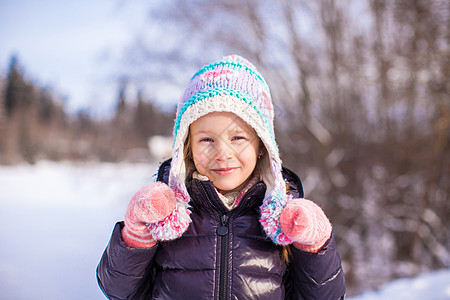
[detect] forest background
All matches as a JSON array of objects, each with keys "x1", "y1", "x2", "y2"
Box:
[{"x1": 0, "y1": 0, "x2": 448, "y2": 296}]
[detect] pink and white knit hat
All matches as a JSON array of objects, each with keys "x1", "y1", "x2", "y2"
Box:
[{"x1": 155, "y1": 55, "x2": 293, "y2": 245}]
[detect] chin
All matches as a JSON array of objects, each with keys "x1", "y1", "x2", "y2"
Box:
[
  {"x1": 215, "y1": 182, "x2": 242, "y2": 193},
  {"x1": 216, "y1": 186, "x2": 236, "y2": 193}
]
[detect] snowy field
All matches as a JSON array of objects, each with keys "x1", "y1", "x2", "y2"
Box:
[{"x1": 0, "y1": 161, "x2": 449, "y2": 299}]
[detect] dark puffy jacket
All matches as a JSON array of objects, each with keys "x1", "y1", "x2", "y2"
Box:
[{"x1": 97, "y1": 160, "x2": 346, "y2": 299}]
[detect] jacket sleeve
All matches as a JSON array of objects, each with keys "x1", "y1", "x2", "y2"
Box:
[
  {"x1": 96, "y1": 222, "x2": 158, "y2": 300},
  {"x1": 289, "y1": 233, "x2": 346, "y2": 300}
]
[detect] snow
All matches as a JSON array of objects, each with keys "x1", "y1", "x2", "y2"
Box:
[
  {"x1": 347, "y1": 269, "x2": 450, "y2": 300},
  {"x1": 0, "y1": 162, "x2": 449, "y2": 299},
  {"x1": 0, "y1": 161, "x2": 158, "y2": 300}
]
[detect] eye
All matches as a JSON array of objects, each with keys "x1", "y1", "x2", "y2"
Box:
[
  {"x1": 200, "y1": 137, "x2": 214, "y2": 143},
  {"x1": 231, "y1": 136, "x2": 246, "y2": 141}
]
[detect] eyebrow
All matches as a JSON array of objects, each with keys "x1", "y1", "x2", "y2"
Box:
[
  {"x1": 191, "y1": 129, "x2": 212, "y2": 135},
  {"x1": 228, "y1": 127, "x2": 247, "y2": 134}
]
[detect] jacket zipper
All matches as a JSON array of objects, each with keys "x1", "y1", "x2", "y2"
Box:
[
  {"x1": 214, "y1": 183, "x2": 263, "y2": 300},
  {"x1": 218, "y1": 214, "x2": 229, "y2": 300},
  {"x1": 216, "y1": 184, "x2": 261, "y2": 300},
  {"x1": 197, "y1": 181, "x2": 230, "y2": 300}
]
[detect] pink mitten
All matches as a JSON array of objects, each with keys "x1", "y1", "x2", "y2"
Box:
[
  {"x1": 122, "y1": 182, "x2": 177, "y2": 248},
  {"x1": 280, "y1": 198, "x2": 332, "y2": 253}
]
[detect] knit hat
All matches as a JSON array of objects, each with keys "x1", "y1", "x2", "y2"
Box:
[{"x1": 163, "y1": 55, "x2": 293, "y2": 245}]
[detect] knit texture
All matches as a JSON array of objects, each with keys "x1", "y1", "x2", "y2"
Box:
[
  {"x1": 122, "y1": 182, "x2": 190, "y2": 248},
  {"x1": 168, "y1": 55, "x2": 293, "y2": 245},
  {"x1": 279, "y1": 198, "x2": 332, "y2": 252}
]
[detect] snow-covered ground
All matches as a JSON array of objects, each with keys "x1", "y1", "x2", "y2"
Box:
[
  {"x1": 0, "y1": 162, "x2": 449, "y2": 299},
  {"x1": 349, "y1": 269, "x2": 450, "y2": 300},
  {"x1": 0, "y1": 161, "x2": 157, "y2": 300}
]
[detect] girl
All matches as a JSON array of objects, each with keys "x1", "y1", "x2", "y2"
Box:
[{"x1": 97, "y1": 55, "x2": 346, "y2": 299}]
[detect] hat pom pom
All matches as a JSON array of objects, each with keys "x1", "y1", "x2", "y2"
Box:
[
  {"x1": 259, "y1": 190, "x2": 294, "y2": 245},
  {"x1": 147, "y1": 191, "x2": 191, "y2": 241}
]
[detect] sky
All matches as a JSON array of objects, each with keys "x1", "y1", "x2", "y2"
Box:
[{"x1": 0, "y1": 0, "x2": 150, "y2": 116}]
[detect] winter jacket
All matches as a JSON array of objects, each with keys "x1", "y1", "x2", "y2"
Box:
[{"x1": 97, "y1": 159, "x2": 346, "y2": 299}]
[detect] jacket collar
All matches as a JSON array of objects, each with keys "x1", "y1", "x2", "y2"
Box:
[{"x1": 186, "y1": 176, "x2": 266, "y2": 215}]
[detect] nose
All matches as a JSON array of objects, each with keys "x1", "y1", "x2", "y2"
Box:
[{"x1": 214, "y1": 140, "x2": 233, "y2": 161}]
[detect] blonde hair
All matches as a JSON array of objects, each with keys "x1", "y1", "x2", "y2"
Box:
[
  {"x1": 183, "y1": 132, "x2": 196, "y2": 177},
  {"x1": 183, "y1": 132, "x2": 192, "y2": 163}
]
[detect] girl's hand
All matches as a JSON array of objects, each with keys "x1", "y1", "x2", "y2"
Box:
[
  {"x1": 280, "y1": 198, "x2": 332, "y2": 253},
  {"x1": 122, "y1": 182, "x2": 177, "y2": 248}
]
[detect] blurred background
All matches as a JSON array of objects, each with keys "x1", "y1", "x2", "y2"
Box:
[{"x1": 0, "y1": 0, "x2": 449, "y2": 299}]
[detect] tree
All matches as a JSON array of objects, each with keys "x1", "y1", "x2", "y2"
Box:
[
  {"x1": 2, "y1": 55, "x2": 40, "y2": 163},
  {"x1": 5, "y1": 55, "x2": 27, "y2": 117}
]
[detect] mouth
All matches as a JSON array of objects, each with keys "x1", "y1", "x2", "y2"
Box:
[{"x1": 211, "y1": 167, "x2": 238, "y2": 176}]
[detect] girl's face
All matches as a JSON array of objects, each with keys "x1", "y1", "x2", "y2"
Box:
[{"x1": 189, "y1": 112, "x2": 260, "y2": 194}]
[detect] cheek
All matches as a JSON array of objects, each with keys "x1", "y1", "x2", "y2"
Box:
[
  {"x1": 234, "y1": 151, "x2": 256, "y2": 169},
  {"x1": 244, "y1": 152, "x2": 258, "y2": 166},
  {"x1": 193, "y1": 144, "x2": 212, "y2": 161},
  {"x1": 240, "y1": 143, "x2": 259, "y2": 164},
  {"x1": 194, "y1": 155, "x2": 208, "y2": 168},
  {"x1": 192, "y1": 145, "x2": 212, "y2": 170}
]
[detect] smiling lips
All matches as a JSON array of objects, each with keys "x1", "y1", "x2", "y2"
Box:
[{"x1": 211, "y1": 167, "x2": 238, "y2": 176}]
